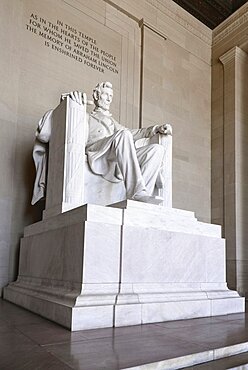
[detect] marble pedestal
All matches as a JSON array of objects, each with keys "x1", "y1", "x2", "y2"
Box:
[{"x1": 4, "y1": 201, "x2": 245, "y2": 331}]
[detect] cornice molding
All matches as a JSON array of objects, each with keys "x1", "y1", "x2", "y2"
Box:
[
  {"x1": 146, "y1": 0, "x2": 212, "y2": 46},
  {"x1": 213, "y1": 3, "x2": 248, "y2": 46},
  {"x1": 219, "y1": 46, "x2": 248, "y2": 66},
  {"x1": 139, "y1": 19, "x2": 167, "y2": 40}
]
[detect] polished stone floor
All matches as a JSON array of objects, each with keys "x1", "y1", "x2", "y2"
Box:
[{"x1": 1, "y1": 298, "x2": 248, "y2": 369}]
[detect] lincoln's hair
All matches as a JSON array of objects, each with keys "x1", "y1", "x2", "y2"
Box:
[{"x1": 92, "y1": 81, "x2": 113, "y2": 102}]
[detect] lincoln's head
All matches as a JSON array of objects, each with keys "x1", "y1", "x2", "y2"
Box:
[{"x1": 92, "y1": 81, "x2": 113, "y2": 111}]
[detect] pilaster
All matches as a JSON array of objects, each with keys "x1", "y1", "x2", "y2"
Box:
[{"x1": 219, "y1": 46, "x2": 248, "y2": 294}]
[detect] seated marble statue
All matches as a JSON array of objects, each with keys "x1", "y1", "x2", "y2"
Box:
[{"x1": 32, "y1": 81, "x2": 172, "y2": 205}]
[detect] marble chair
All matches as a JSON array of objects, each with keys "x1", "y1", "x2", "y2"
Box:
[{"x1": 37, "y1": 97, "x2": 172, "y2": 219}]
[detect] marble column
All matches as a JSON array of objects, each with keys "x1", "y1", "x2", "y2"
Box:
[{"x1": 219, "y1": 46, "x2": 248, "y2": 295}]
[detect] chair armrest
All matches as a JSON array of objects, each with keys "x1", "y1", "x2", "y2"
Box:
[
  {"x1": 150, "y1": 133, "x2": 172, "y2": 207},
  {"x1": 44, "y1": 96, "x2": 87, "y2": 218}
]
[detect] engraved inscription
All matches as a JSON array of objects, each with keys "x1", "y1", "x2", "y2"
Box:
[{"x1": 26, "y1": 13, "x2": 119, "y2": 74}]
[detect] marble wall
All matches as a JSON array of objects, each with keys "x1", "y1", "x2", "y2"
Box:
[
  {"x1": 212, "y1": 3, "x2": 248, "y2": 295},
  {"x1": 0, "y1": 0, "x2": 212, "y2": 292}
]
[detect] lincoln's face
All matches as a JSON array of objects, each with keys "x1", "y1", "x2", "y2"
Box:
[{"x1": 96, "y1": 87, "x2": 113, "y2": 111}]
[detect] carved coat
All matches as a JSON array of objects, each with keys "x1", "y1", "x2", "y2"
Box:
[
  {"x1": 31, "y1": 106, "x2": 159, "y2": 204},
  {"x1": 31, "y1": 109, "x2": 53, "y2": 205},
  {"x1": 86, "y1": 109, "x2": 158, "y2": 183}
]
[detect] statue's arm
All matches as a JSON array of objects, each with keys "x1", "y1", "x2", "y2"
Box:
[{"x1": 131, "y1": 123, "x2": 172, "y2": 142}]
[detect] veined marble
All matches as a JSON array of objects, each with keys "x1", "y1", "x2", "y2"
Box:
[{"x1": 4, "y1": 202, "x2": 245, "y2": 331}]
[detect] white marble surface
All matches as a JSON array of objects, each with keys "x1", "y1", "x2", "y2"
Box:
[
  {"x1": 4, "y1": 201, "x2": 245, "y2": 330},
  {"x1": 24, "y1": 204, "x2": 123, "y2": 237},
  {"x1": 84, "y1": 160, "x2": 126, "y2": 205},
  {"x1": 40, "y1": 90, "x2": 173, "y2": 219},
  {"x1": 44, "y1": 98, "x2": 86, "y2": 218},
  {"x1": 125, "y1": 351, "x2": 214, "y2": 370},
  {"x1": 20, "y1": 221, "x2": 121, "y2": 286},
  {"x1": 124, "y1": 342, "x2": 248, "y2": 369},
  {"x1": 119, "y1": 282, "x2": 230, "y2": 294},
  {"x1": 211, "y1": 297, "x2": 245, "y2": 316},
  {"x1": 213, "y1": 342, "x2": 248, "y2": 360},
  {"x1": 20, "y1": 223, "x2": 85, "y2": 283},
  {"x1": 141, "y1": 300, "x2": 212, "y2": 324},
  {"x1": 4, "y1": 285, "x2": 73, "y2": 329},
  {"x1": 82, "y1": 221, "x2": 121, "y2": 284},
  {"x1": 115, "y1": 304, "x2": 142, "y2": 327},
  {"x1": 205, "y1": 235, "x2": 226, "y2": 282},
  {"x1": 71, "y1": 305, "x2": 114, "y2": 330},
  {"x1": 111, "y1": 200, "x2": 221, "y2": 237},
  {"x1": 120, "y1": 226, "x2": 225, "y2": 283}
]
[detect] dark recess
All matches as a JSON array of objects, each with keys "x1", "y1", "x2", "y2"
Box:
[{"x1": 172, "y1": 0, "x2": 247, "y2": 29}]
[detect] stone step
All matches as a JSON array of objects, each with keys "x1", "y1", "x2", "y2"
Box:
[
  {"x1": 124, "y1": 342, "x2": 248, "y2": 370},
  {"x1": 24, "y1": 202, "x2": 221, "y2": 238},
  {"x1": 185, "y1": 351, "x2": 248, "y2": 369},
  {"x1": 110, "y1": 200, "x2": 221, "y2": 237}
]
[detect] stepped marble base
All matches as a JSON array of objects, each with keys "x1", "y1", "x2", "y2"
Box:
[{"x1": 4, "y1": 201, "x2": 245, "y2": 331}]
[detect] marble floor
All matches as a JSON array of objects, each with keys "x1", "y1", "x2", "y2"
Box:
[{"x1": 1, "y1": 299, "x2": 248, "y2": 370}]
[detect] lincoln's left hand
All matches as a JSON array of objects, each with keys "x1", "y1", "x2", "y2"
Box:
[{"x1": 155, "y1": 123, "x2": 172, "y2": 136}]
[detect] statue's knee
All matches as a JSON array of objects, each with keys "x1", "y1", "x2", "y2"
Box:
[
  {"x1": 150, "y1": 143, "x2": 165, "y2": 156},
  {"x1": 118, "y1": 129, "x2": 133, "y2": 141},
  {"x1": 113, "y1": 129, "x2": 133, "y2": 149}
]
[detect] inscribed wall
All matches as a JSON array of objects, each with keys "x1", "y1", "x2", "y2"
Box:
[{"x1": 0, "y1": 0, "x2": 212, "y2": 292}]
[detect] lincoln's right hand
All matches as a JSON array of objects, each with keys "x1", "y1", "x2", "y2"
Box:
[{"x1": 60, "y1": 91, "x2": 87, "y2": 105}]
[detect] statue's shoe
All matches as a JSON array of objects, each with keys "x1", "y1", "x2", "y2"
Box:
[{"x1": 132, "y1": 194, "x2": 163, "y2": 205}]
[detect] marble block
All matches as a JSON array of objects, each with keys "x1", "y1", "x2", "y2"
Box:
[
  {"x1": 4, "y1": 202, "x2": 245, "y2": 331},
  {"x1": 41, "y1": 97, "x2": 173, "y2": 220}
]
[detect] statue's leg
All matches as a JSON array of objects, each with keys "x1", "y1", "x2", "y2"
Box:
[
  {"x1": 110, "y1": 130, "x2": 147, "y2": 198},
  {"x1": 136, "y1": 144, "x2": 165, "y2": 195},
  {"x1": 87, "y1": 131, "x2": 164, "y2": 203}
]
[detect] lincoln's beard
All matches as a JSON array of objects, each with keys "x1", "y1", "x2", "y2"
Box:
[{"x1": 96, "y1": 100, "x2": 111, "y2": 111}]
